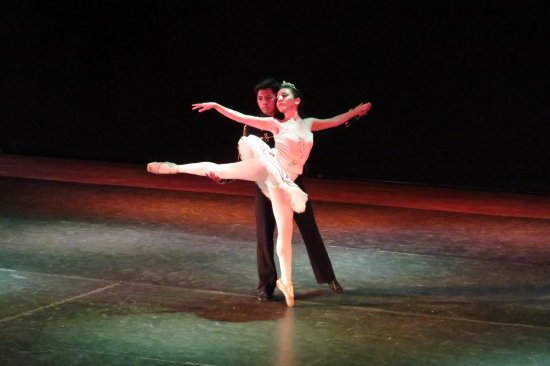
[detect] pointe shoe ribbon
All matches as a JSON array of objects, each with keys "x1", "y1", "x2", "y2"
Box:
[{"x1": 276, "y1": 279, "x2": 294, "y2": 307}]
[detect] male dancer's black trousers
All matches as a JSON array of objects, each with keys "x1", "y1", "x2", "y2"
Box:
[{"x1": 256, "y1": 175, "x2": 337, "y2": 294}]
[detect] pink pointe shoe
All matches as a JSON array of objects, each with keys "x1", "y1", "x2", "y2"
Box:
[
  {"x1": 276, "y1": 279, "x2": 294, "y2": 307},
  {"x1": 147, "y1": 162, "x2": 178, "y2": 174}
]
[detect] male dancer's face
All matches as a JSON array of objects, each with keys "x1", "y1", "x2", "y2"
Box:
[{"x1": 256, "y1": 88, "x2": 277, "y2": 117}]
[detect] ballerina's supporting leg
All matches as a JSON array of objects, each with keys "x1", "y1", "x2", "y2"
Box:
[
  {"x1": 269, "y1": 186, "x2": 295, "y2": 307},
  {"x1": 148, "y1": 159, "x2": 268, "y2": 182}
]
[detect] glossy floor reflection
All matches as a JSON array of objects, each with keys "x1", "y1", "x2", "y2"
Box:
[{"x1": 1, "y1": 176, "x2": 550, "y2": 365}]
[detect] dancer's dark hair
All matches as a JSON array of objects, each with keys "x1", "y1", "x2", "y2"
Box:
[{"x1": 254, "y1": 78, "x2": 281, "y2": 94}]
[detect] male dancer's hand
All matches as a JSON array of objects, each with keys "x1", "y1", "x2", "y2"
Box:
[
  {"x1": 206, "y1": 171, "x2": 232, "y2": 184},
  {"x1": 206, "y1": 171, "x2": 222, "y2": 183}
]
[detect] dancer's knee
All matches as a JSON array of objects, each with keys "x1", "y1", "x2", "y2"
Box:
[{"x1": 211, "y1": 164, "x2": 234, "y2": 179}]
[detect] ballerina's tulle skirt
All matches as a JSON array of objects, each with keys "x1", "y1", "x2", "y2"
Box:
[{"x1": 238, "y1": 135, "x2": 308, "y2": 213}]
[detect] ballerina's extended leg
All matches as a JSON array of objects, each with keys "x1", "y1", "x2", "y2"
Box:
[{"x1": 148, "y1": 159, "x2": 268, "y2": 182}]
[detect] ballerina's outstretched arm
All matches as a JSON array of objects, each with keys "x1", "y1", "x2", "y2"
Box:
[
  {"x1": 192, "y1": 102, "x2": 282, "y2": 134},
  {"x1": 306, "y1": 102, "x2": 372, "y2": 131}
]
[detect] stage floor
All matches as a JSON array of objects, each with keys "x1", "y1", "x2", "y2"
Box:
[{"x1": 1, "y1": 154, "x2": 550, "y2": 365}]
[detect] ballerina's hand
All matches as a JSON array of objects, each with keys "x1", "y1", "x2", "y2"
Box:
[
  {"x1": 147, "y1": 162, "x2": 179, "y2": 174},
  {"x1": 192, "y1": 102, "x2": 217, "y2": 112},
  {"x1": 355, "y1": 102, "x2": 372, "y2": 117}
]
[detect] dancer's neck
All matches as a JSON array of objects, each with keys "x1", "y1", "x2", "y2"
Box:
[{"x1": 282, "y1": 111, "x2": 300, "y2": 122}]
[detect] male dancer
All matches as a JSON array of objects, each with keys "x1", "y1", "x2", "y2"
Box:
[{"x1": 247, "y1": 78, "x2": 342, "y2": 301}]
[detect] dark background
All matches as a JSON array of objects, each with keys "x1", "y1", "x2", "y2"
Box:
[{"x1": 2, "y1": 1, "x2": 549, "y2": 193}]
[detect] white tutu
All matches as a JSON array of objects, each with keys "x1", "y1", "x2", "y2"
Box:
[{"x1": 238, "y1": 135, "x2": 308, "y2": 213}]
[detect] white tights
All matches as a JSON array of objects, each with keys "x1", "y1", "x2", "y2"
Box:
[
  {"x1": 176, "y1": 159, "x2": 268, "y2": 182},
  {"x1": 161, "y1": 160, "x2": 295, "y2": 288}
]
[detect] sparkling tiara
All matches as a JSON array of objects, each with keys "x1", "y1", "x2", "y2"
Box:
[{"x1": 281, "y1": 81, "x2": 296, "y2": 89}]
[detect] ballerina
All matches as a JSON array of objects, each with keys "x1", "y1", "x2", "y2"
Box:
[{"x1": 148, "y1": 81, "x2": 371, "y2": 306}]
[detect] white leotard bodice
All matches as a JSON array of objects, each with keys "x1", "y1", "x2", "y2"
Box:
[{"x1": 271, "y1": 119, "x2": 313, "y2": 181}]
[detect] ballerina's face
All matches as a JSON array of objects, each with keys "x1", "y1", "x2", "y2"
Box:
[{"x1": 276, "y1": 87, "x2": 300, "y2": 113}]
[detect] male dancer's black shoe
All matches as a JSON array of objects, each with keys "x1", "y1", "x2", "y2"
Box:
[
  {"x1": 257, "y1": 290, "x2": 272, "y2": 302},
  {"x1": 328, "y1": 280, "x2": 343, "y2": 293}
]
